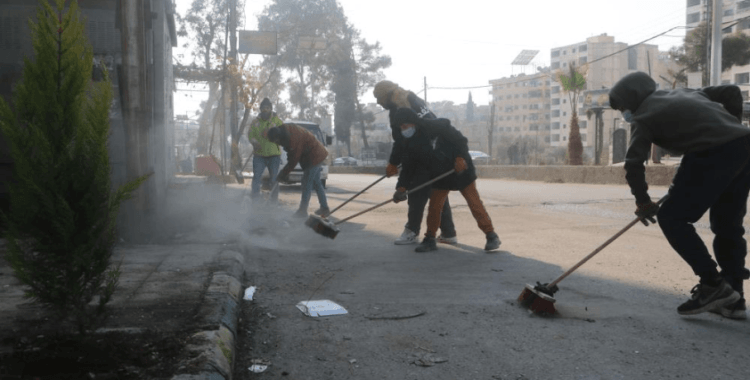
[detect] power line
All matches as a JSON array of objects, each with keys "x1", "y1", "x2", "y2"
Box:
[{"x1": 427, "y1": 25, "x2": 691, "y2": 92}]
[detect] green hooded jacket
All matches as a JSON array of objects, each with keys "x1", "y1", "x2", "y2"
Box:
[{"x1": 248, "y1": 113, "x2": 283, "y2": 157}]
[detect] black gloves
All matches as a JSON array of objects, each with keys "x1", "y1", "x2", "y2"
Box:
[
  {"x1": 635, "y1": 201, "x2": 659, "y2": 226},
  {"x1": 393, "y1": 187, "x2": 407, "y2": 203}
]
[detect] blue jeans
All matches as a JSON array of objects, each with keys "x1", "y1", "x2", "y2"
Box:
[
  {"x1": 252, "y1": 155, "x2": 280, "y2": 201},
  {"x1": 299, "y1": 163, "x2": 328, "y2": 212},
  {"x1": 657, "y1": 135, "x2": 750, "y2": 293}
]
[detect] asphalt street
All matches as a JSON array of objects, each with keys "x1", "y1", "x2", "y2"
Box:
[{"x1": 231, "y1": 173, "x2": 750, "y2": 380}]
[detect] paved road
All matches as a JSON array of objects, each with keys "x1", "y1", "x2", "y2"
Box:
[{"x1": 231, "y1": 173, "x2": 750, "y2": 380}]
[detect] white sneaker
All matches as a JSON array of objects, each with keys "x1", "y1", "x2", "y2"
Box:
[
  {"x1": 437, "y1": 234, "x2": 458, "y2": 245},
  {"x1": 394, "y1": 228, "x2": 418, "y2": 245}
]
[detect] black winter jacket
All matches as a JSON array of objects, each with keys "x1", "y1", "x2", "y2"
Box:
[
  {"x1": 388, "y1": 92, "x2": 436, "y2": 167},
  {"x1": 609, "y1": 71, "x2": 750, "y2": 204},
  {"x1": 396, "y1": 117, "x2": 477, "y2": 191}
]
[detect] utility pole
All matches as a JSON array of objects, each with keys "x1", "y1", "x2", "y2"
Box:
[
  {"x1": 704, "y1": 0, "x2": 713, "y2": 86},
  {"x1": 488, "y1": 102, "x2": 495, "y2": 159},
  {"x1": 229, "y1": 0, "x2": 240, "y2": 173},
  {"x1": 710, "y1": 0, "x2": 723, "y2": 86}
]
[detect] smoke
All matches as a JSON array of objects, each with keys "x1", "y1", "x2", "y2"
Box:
[{"x1": 132, "y1": 180, "x2": 327, "y2": 252}]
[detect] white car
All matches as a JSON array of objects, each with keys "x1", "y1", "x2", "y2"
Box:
[
  {"x1": 333, "y1": 157, "x2": 358, "y2": 166},
  {"x1": 469, "y1": 150, "x2": 491, "y2": 165}
]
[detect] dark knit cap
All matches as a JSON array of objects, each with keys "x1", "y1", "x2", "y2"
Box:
[
  {"x1": 260, "y1": 97, "x2": 272, "y2": 108},
  {"x1": 393, "y1": 107, "x2": 421, "y2": 128}
]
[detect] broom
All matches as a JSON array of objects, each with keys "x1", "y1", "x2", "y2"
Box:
[
  {"x1": 306, "y1": 169, "x2": 456, "y2": 239},
  {"x1": 518, "y1": 193, "x2": 669, "y2": 315}
]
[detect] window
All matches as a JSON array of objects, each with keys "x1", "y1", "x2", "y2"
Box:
[
  {"x1": 552, "y1": 110, "x2": 560, "y2": 117},
  {"x1": 579, "y1": 121, "x2": 587, "y2": 129},
  {"x1": 529, "y1": 125, "x2": 538, "y2": 131},
  {"x1": 740, "y1": 1, "x2": 750, "y2": 11},
  {"x1": 551, "y1": 50, "x2": 560, "y2": 58},
  {"x1": 552, "y1": 134, "x2": 560, "y2": 142},
  {"x1": 579, "y1": 44, "x2": 587, "y2": 52},
  {"x1": 545, "y1": 136, "x2": 551, "y2": 143},
  {"x1": 551, "y1": 122, "x2": 560, "y2": 129},
  {"x1": 552, "y1": 86, "x2": 560, "y2": 94},
  {"x1": 687, "y1": 0, "x2": 700, "y2": 6},
  {"x1": 563, "y1": 136, "x2": 567, "y2": 141},
  {"x1": 579, "y1": 56, "x2": 587, "y2": 65},
  {"x1": 687, "y1": 12, "x2": 700, "y2": 24},
  {"x1": 735, "y1": 72, "x2": 750, "y2": 84},
  {"x1": 742, "y1": 91, "x2": 749, "y2": 101},
  {"x1": 552, "y1": 98, "x2": 560, "y2": 105},
  {"x1": 572, "y1": 48, "x2": 576, "y2": 53},
  {"x1": 580, "y1": 134, "x2": 587, "y2": 142}
]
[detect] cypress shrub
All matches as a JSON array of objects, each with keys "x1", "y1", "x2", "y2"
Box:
[{"x1": 0, "y1": 0, "x2": 149, "y2": 335}]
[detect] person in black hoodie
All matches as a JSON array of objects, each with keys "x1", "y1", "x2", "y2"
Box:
[
  {"x1": 609, "y1": 71, "x2": 750, "y2": 318},
  {"x1": 374, "y1": 80, "x2": 456, "y2": 246},
  {"x1": 391, "y1": 108, "x2": 501, "y2": 253}
]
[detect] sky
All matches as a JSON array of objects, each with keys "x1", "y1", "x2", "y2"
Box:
[{"x1": 173, "y1": 0, "x2": 688, "y2": 117}]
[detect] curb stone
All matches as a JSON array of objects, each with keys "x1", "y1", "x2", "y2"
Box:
[{"x1": 172, "y1": 250, "x2": 245, "y2": 380}]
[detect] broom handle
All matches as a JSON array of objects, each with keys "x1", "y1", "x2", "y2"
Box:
[
  {"x1": 325, "y1": 168, "x2": 398, "y2": 217},
  {"x1": 548, "y1": 193, "x2": 669, "y2": 288},
  {"x1": 334, "y1": 169, "x2": 456, "y2": 226}
]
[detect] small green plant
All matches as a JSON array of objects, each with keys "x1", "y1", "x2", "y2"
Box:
[{"x1": 0, "y1": 0, "x2": 149, "y2": 335}]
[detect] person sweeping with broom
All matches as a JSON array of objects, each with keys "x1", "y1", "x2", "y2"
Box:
[
  {"x1": 265, "y1": 124, "x2": 330, "y2": 219},
  {"x1": 374, "y1": 80, "x2": 457, "y2": 246},
  {"x1": 609, "y1": 71, "x2": 750, "y2": 318},
  {"x1": 391, "y1": 107, "x2": 501, "y2": 252}
]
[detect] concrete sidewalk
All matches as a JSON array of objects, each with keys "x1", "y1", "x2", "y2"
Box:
[{"x1": 0, "y1": 240, "x2": 246, "y2": 380}]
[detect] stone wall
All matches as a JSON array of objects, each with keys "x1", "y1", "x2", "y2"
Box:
[{"x1": 329, "y1": 165, "x2": 678, "y2": 186}]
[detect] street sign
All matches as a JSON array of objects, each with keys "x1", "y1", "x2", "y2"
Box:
[{"x1": 238, "y1": 31, "x2": 277, "y2": 55}]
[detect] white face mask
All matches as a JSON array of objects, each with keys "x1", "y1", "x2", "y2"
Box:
[
  {"x1": 401, "y1": 126, "x2": 416, "y2": 138},
  {"x1": 622, "y1": 110, "x2": 633, "y2": 123}
]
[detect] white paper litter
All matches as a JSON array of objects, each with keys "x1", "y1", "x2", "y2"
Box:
[
  {"x1": 296, "y1": 299, "x2": 348, "y2": 317},
  {"x1": 249, "y1": 364, "x2": 268, "y2": 373},
  {"x1": 243, "y1": 286, "x2": 257, "y2": 301}
]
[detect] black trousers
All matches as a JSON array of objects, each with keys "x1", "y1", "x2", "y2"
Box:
[
  {"x1": 658, "y1": 135, "x2": 750, "y2": 293},
  {"x1": 406, "y1": 184, "x2": 456, "y2": 237}
]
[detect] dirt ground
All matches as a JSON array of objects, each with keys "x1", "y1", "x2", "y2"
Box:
[{"x1": 0, "y1": 247, "x2": 204, "y2": 380}]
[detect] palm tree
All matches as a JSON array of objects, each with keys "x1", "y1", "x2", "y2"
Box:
[{"x1": 554, "y1": 62, "x2": 587, "y2": 165}]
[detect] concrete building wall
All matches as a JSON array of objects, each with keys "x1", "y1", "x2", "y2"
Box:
[
  {"x1": 488, "y1": 72, "x2": 551, "y2": 153},
  {"x1": 0, "y1": 0, "x2": 176, "y2": 222}
]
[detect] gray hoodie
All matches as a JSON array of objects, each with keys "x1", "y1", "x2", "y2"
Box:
[{"x1": 608, "y1": 72, "x2": 749, "y2": 203}]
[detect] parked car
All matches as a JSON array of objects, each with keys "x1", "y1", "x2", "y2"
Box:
[
  {"x1": 333, "y1": 157, "x2": 359, "y2": 166},
  {"x1": 469, "y1": 150, "x2": 491, "y2": 165}
]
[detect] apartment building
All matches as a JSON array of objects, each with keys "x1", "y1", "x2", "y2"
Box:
[
  {"x1": 686, "y1": 0, "x2": 750, "y2": 99},
  {"x1": 488, "y1": 72, "x2": 551, "y2": 149}
]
